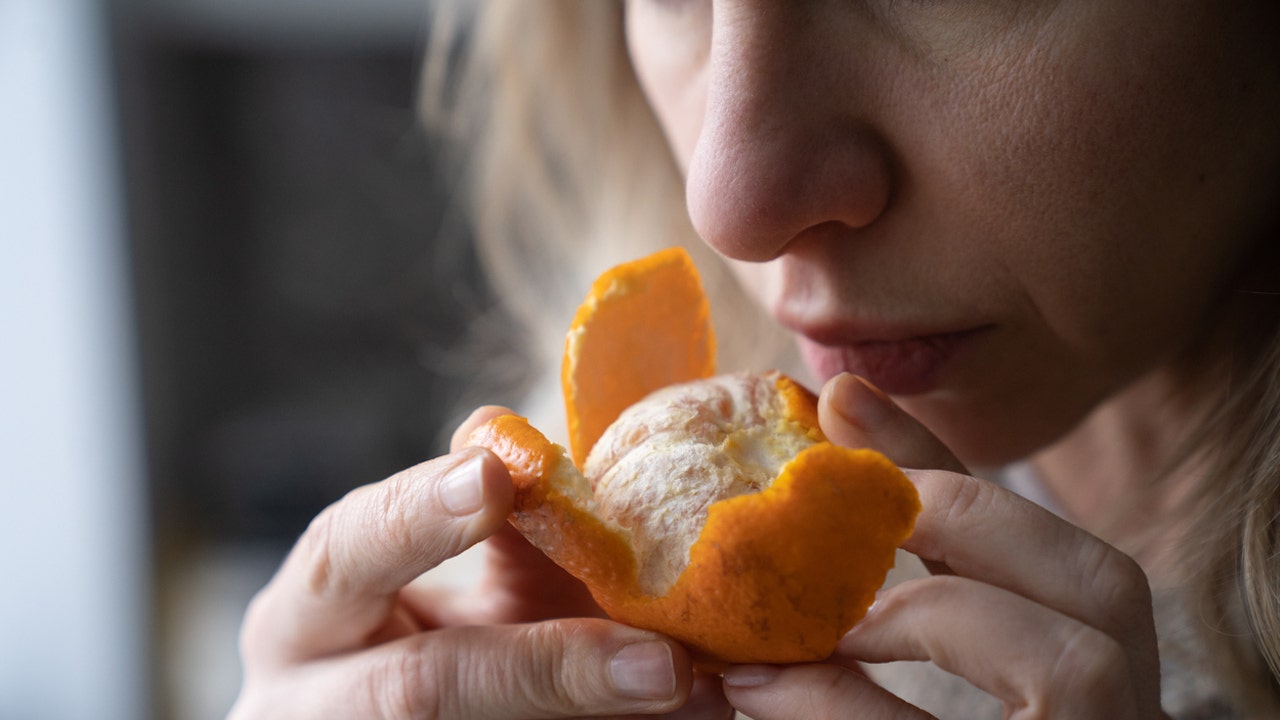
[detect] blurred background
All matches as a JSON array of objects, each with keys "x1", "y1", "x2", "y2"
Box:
[{"x1": 1, "y1": 1, "x2": 500, "y2": 718}]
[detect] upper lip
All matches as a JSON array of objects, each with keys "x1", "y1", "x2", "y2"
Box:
[
  {"x1": 765, "y1": 261, "x2": 988, "y2": 345},
  {"x1": 775, "y1": 308, "x2": 970, "y2": 347}
]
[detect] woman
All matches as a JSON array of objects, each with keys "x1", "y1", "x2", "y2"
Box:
[{"x1": 229, "y1": 2, "x2": 1280, "y2": 718}]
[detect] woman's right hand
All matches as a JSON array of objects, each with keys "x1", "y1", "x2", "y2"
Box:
[{"x1": 227, "y1": 406, "x2": 731, "y2": 720}]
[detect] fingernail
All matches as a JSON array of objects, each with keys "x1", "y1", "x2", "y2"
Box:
[
  {"x1": 610, "y1": 641, "x2": 677, "y2": 700},
  {"x1": 439, "y1": 452, "x2": 486, "y2": 516},
  {"x1": 831, "y1": 374, "x2": 893, "y2": 432},
  {"x1": 836, "y1": 623, "x2": 866, "y2": 655},
  {"x1": 722, "y1": 664, "x2": 780, "y2": 688},
  {"x1": 836, "y1": 591, "x2": 885, "y2": 655}
]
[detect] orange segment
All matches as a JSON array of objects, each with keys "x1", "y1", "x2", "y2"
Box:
[{"x1": 562, "y1": 247, "x2": 715, "y2": 467}]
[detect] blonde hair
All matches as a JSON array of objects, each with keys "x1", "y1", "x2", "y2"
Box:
[
  {"x1": 1174, "y1": 294, "x2": 1280, "y2": 714},
  {"x1": 421, "y1": 0, "x2": 1280, "y2": 713},
  {"x1": 422, "y1": 0, "x2": 797, "y2": 429}
]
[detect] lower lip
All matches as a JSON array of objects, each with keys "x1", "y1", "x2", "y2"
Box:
[{"x1": 799, "y1": 327, "x2": 989, "y2": 396}]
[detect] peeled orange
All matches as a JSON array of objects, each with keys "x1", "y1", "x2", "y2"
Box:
[{"x1": 468, "y1": 247, "x2": 920, "y2": 665}]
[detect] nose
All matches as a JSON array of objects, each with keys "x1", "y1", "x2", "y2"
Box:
[{"x1": 685, "y1": 5, "x2": 893, "y2": 263}]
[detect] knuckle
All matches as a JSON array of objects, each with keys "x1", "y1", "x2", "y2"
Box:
[
  {"x1": 1079, "y1": 542, "x2": 1152, "y2": 622},
  {"x1": 903, "y1": 470, "x2": 993, "y2": 561},
  {"x1": 813, "y1": 664, "x2": 897, "y2": 715},
  {"x1": 367, "y1": 467, "x2": 473, "y2": 570},
  {"x1": 369, "y1": 641, "x2": 450, "y2": 720},
  {"x1": 435, "y1": 621, "x2": 621, "y2": 719},
  {"x1": 519, "y1": 620, "x2": 584, "y2": 713},
  {"x1": 1046, "y1": 625, "x2": 1133, "y2": 706},
  {"x1": 297, "y1": 504, "x2": 344, "y2": 599},
  {"x1": 936, "y1": 472, "x2": 990, "y2": 529},
  {"x1": 369, "y1": 475, "x2": 428, "y2": 564},
  {"x1": 295, "y1": 474, "x2": 443, "y2": 603},
  {"x1": 447, "y1": 621, "x2": 594, "y2": 717},
  {"x1": 520, "y1": 618, "x2": 660, "y2": 714}
]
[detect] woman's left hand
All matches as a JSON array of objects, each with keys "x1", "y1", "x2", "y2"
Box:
[{"x1": 721, "y1": 373, "x2": 1170, "y2": 719}]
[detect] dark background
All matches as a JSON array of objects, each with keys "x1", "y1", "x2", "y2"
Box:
[{"x1": 111, "y1": 1, "x2": 499, "y2": 716}]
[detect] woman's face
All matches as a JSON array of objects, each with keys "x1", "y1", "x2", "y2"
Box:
[{"x1": 625, "y1": 0, "x2": 1280, "y2": 465}]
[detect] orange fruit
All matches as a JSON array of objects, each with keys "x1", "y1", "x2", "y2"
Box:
[
  {"x1": 467, "y1": 247, "x2": 920, "y2": 665},
  {"x1": 562, "y1": 246, "x2": 716, "y2": 468}
]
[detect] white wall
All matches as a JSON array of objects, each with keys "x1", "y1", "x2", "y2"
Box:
[{"x1": 0, "y1": 1, "x2": 151, "y2": 719}]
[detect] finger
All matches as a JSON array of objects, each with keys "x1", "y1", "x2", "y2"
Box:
[
  {"x1": 451, "y1": 404, "x2": 518, "y2": 452},
  {"x1": 449, "y1": 405, "x2": 605, "y2": 625},
  {"x1": 401, "y1": 523, "x2": 606, "y2": 628},
  {"x1": 818, "y1": 373, "x2": 968, "y2": 474},
  {"x1": 838, "y1": 575, "x2": 1157, "y2": 717},
  {"x1": 242, "y1": 448, "x2": 514, "y2": 665},
  {"x1": 256, "y1": 619, "x2": 707, "y2": 720},
  {"x1": 818, "y1": 373, "x2": 961, "y2": 575},
  {"x1": 722, "y1": 662, "x2": 935, "y2": 720},
  {"x1": 476, "y1": 524, "x2": 605, "y2": 619},
  {"x1": 665, "y1": 673, "x2": 734, "y2": 720},
  {"x1": 901, "y1": 469, "x2": 1158, "y2": 654}
]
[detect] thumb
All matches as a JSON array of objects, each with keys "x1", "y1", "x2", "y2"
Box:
[{"x1": 817, "y1": 373, "x2": 968, "y2": 474}]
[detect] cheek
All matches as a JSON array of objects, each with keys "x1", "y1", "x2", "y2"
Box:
[
  {"x1": 887, "y1": 6, "x2": 1280, "y2": 463},
  {"x1": 624, "y1": 2, "x2": 711, "y2": 172},
  {"x1": 947, "y1": 4, "x2": 1273, "y2": 364}
]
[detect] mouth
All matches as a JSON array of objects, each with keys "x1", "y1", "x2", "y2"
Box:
[{"x1": 794, "y1": 324, "x2": 992, "y2": 396}]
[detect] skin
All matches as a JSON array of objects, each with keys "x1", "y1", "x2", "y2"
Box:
[
  {"x1": 627, "y1": 0, "x2": 1280, "y2": 468},
  {"x1": 233, "y1": 1, "x2": 1280, "y2": 718},
  {"x1": 229, "y1": 404, "x2": 735, "y2": 720},
  {"x1": 621, "y1": 0, "x2": 1280, "y2": 717}
]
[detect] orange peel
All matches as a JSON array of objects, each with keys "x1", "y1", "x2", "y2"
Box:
[
  {"x1": 562, "y1": 246, "x2": 716, "y2": 468},
  {"x1": 467, "y1": 247, "x2": 920, "y2": 665}
]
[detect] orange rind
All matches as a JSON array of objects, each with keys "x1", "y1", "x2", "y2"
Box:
[
  {"x1": 562, "y1": 247, "x2": 715, "y2": 468},
  {"x1": 467, "y1": 247, "x2": 920, "y2": 665}
]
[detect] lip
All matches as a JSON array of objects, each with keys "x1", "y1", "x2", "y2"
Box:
[{"x1": 794, "y1": 323, "x2": 992, "y2": 396}]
